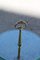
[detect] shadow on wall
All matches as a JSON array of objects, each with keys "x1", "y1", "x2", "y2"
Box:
[
  {"x1": 0, "y1": 57, "x2": 5, "y2": 60},
  {"x1": 36, "y1": 57, "x2": 40, "y2": 60}
]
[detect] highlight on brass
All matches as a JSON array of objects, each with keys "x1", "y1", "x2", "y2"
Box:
[{"x1": 14, "y1": 20, "x2": 28, "y2": 29}]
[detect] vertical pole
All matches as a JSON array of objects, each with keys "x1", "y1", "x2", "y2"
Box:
[{"x1": 17, "y1": 29, "x2": 21, "y2": 60}]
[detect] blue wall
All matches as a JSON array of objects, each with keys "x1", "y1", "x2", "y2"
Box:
[{"x1": 0, "y1": 30, "x2": 40, "y2": 60}]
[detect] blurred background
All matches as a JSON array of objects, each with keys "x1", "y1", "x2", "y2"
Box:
[{"x1": 0, "y1": 0, "x2": 40, "y2": 60}]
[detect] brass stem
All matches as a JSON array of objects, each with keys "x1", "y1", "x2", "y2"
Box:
[{"x1": 17, "y1": 29, "x2": 21, "y2": 60}]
